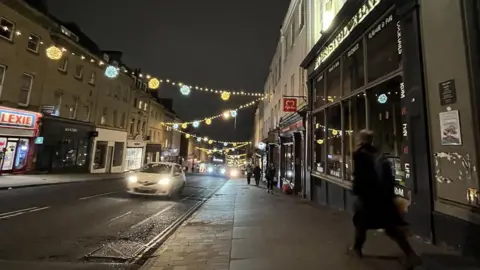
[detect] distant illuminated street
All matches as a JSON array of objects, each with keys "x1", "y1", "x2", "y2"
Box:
[{"x1": 0, "y1": 175, "x2": 227, "y2": 270}]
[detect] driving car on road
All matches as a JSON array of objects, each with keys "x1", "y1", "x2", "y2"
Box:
[
  {"x1": 126, "y1": 162, "x2": 186, "y2": 197},
  {"x1": 205, "y1": 163, "x2": 228, "y2": 178}
]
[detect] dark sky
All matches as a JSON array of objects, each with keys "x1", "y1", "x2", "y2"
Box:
[{"x1": 46, "y1": 0, "x2": 290, "y2": 142}]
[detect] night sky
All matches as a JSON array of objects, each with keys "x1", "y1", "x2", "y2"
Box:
[{"x1": 46, "y1": 0, "x2": 290, "y2": 141}]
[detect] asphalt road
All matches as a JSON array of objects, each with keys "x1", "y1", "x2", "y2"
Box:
[{"x1": 0, "y1": 174, "x2": 227, "y2": 270}]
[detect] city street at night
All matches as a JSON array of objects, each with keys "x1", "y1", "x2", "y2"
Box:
[{"x1": 0, "y1": 175, "x2": 227, "y2": 269}]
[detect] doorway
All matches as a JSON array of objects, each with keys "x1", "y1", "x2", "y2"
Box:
[{"x1": 105, "y1": 146, "x2": 114, "y2": 173}]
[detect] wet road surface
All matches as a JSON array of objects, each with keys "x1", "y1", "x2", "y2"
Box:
[{"x1": 0, "y1": 175, "x2": 227, "y2": 269}]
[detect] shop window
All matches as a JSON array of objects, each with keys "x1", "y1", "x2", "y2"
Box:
[
  {"x1": 113, "y1": 142, "x2": 124, "y2": 167},
  {"x1": 52, "y1": 139, "x2": 85, "y2": 169},
  {"x1": 314, "y1": 73, "x2": 325, "y2": 108},
  {"x1": 18, "y1": 73, "x2": 33, "y2": 106},
  {"x1": 94, "y1": 141, "x2": 108, "y2": 169},
  {"x1": 76, "y1": 140, "x2": 88, "y2": 166},
  {"x1": 366, "y1": 13, "x2": 401, "y2": 82},
  {"x1": 313, "y1": 111, "x2": 326, "y2": 173},
  {"x1": 326, "y1": 105, "x2": 341, "y2": 178},
  {"x1": 326, "y1": 61, "x2": 341, "y2": 102},
  {"x1": 284, "y1": 144, "x2": 294, "y2": 181},
  {"x1": 14, "y1": 138, "x2": 29, "y2": 170},
  {"x1": 343, "y1": 94, "x2": 366, "y2": 181},
  {"x1": 125, "y1": 147, "x2": 143, "y2": 171},
  {"x1": 343, "y1": 41, "x2": 365, "y2": 93},
  {"x1": 368, "y1": 76, "x2": 403, "y2": 156}
]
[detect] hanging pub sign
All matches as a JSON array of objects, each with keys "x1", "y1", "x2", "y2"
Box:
[{"x1": 283, "y1": 98, "x2": 297, "y2": 112}]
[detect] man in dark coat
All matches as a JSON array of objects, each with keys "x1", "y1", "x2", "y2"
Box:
[
  {"x1": 351, "y1": 130, "x2": 420, "y2": 268},
  {"x1": 253, "y1": 165, "x2": 262, "y2": 186}
]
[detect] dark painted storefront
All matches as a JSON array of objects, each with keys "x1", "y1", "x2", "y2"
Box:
[
  {"x1": 36, "y1": 116, "x2": 96, "y2": 173},
  {"x1": 301, "y1": 0, "x2": 433, "y2": 241}
]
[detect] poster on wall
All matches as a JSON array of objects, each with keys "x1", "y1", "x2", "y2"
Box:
[{"x1": 439, "y1": 110, "x2": 462, "y2": 146}]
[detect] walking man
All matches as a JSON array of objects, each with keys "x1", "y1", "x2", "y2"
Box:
[
  {"x1": 253, "y1": 164, "x2": 262, "y2": 186},
  {"x1": 350, "y1": 130, "x2": 421, "y2": 269},
  {"x1": 246, "y1": 164, "x2": 253, "y2": 185},
  {"x1": 265, "y1": 163, "x2": 276, "y2": 193}
]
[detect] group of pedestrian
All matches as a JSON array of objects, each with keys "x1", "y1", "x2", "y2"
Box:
[{"x1": 245, "y1": 162, "x2": 275, "y2": 193}]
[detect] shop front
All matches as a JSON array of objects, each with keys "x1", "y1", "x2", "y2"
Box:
[
  {"x1": 36, "y1": 116, "x2": 95, "y2": 173},
  {"x1": 266, "y1": 131, "x2": 280, "y2": 186},
  {"x1": 90, "y1": 128, "x2": 127, "y2": 173},
  {"x1": 301, "y1": 0, "x2": 432, "y2": 240},
  {"x1": 0, "y1": 106, "x2": 41, "y2": 173},
  {"x1": 145, "y1": 143, "x2": 162, "y2": 163},
  {"x1": 278, "y1": 111, "x2": 305, "y2": 195},
  {"x1": 125, "y1": 140, "x2": 146, "y2": 171},
  {"x1": 161, "y1": 147, "x2": 179, "y2": 163}
]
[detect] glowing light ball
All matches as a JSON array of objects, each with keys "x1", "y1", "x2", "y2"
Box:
[
  {"x1": 148, "y1": 78, "x2": 160, "y2": 89},
  {"x1": 173, "y1": 123, "x2": 179, "y2": 129},
  {"x1": 180, "y1": 85, "x2": 191, "y2": 95},
  {"x1": 205, "y1": 118, "x2": 212, "y2": 125},
  {"x1": 208, "y1": 140, "x2": 213, "y2": 144},
  {"x1": 203, "y1": 137, "x2": 208, "y2": 142},
  {"x1": 377, "y1": 93, "x2": 388, "y2": 104},
  {"x1": 223, "y1": 142, "x2": 228, "y2": 146},
  {"x1": 104, "y1": 65, "x2": 119, "y2": 78},
  {"x1": 230, "y1": 110, "x2": 237, "y2": 118},
  {"x1": 233, "y1": 143, "x2": 237, "y2": 147},
  {"x1": 197, "y1": 137, "x2": 201, "y2": 142},
  {"x1": 192, "y1": 121, "x2": 200, "y2": 128},
  {"x1": 185, "y1": 134, "x2": 191, "y2": 139},
  {"x1": 221, "y1": 91, "x2": 231, "y2": 101},
  {"x1": 46, "y1": 46, "x2": 63, "y2": 60},
  {"x1": 181, "y1": 123, "x2": 188, "y2": 129}
]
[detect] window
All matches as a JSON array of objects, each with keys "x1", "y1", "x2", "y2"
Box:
[
  {"x1": 142, "y1": 121, "x2": 146, "y2": 134},
  {"x1": 144, "y1": 102, "x2": 148, "y2": 111},
  {"x1": 68, "y1": 98, "x2": 78, "y2": 119},
  {"x1": 112, "y1": 110, "x2": 117, "y2": 127},
  {"x1": 283, "y1": 84, "x2": 287, "y2": 96},
  {"x1": 343, "y1": 94, "x2": 366, "y2": 181},
  {"x1": 75, "y1": 65, "x2": 83, "y2": 79},
  {"x1": 138, "y1": 100, "x2": 143, "y2": 109},
  {"x1": 0, "y1": 65, "x2": 5, "y2": 96},
  {"x1": 314, "y1": 73, "x2": 325, "y2": 107},
  {"x1": 326, "y1": 105, "x2": 341, "y2": 178},
  {"x1": 0, "y1": 18, "x2": 14, "y2": 41},
  {"x1": 82, "y1": 105, "x2": 90, "y2": 122},
  {"x1": 343, "y1": 41, "x2": 365, "y2": 93},
  {"x1": 367, "y1": 13, "x2": 401, "y2": 82},
  {"x1": 314, "y1": 111, "x2": 326, "y2": 173},
  {"x1": 101, "y1": 107, "x2": 107, "y2": 125},
  {"x1": 58, "y1": 57, "x2": 68, "y2": 72},
  {"x1": 289, "y1": 24, "x2": 294, "y2": 48},
  {"x1": 113, "y1": 142, "x2": 124, "y2": 167},
  {"x1": 290, "y1": 74, "x2": 295, "y2": 96},
  {"x1": 299, "y1": 0, "x2": 305, "y2": 29},
  {"x1": 27, "y1": 34, "x2": 40, "y2": 53},
  {"x1": 93, "y1": 141, "x2": 108, "y2": 169},
  {"x1": 88, "y1": 71, "x2": 96, "y2": 85},
  {"x1": 18, "y1": 73, "x2": 33, "y2": 106},
  {"x1": 326, "y1": 61, "x2": 341, "y2": 103},
  {"x1": 120, "y1": 112, "x2": 126, "y2": 128},
  {"x1": 137, "y1": 119, "x2": 141, "y2": 133},
  {"x1": 130, "y1": 117, "x2": 135, "y2": 135},
  {"x1": 299, "y1": 68, "x2": 305, "y2": 98}
]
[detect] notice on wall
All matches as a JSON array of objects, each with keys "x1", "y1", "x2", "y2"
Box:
[
  {"x1": 438, "y1": 79, "x2": 457, "y2": 106},
  {"x1": 439, "y1": 110, "x2": 462, "y2": 146}
]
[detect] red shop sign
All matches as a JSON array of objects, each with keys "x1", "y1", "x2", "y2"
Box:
[{"x1": 283, "y1": 98, "x2": 297, "y2": 112}]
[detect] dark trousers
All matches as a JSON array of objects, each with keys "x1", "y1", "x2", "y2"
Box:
[
  {"x1": 247, "y1": 173, "x2": 252, "y2": 184},
  {"x1": 266, "y1": 178, "x2": 274, "y2": 190},
  {"x1": 254, "y1": 175, "x2": 260, "y2": 186},
  {"x1": 354, "y1": 226, "x2": 414, "y2": 255}
]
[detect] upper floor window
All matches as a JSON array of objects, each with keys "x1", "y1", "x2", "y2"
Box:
[
  {"x1": 18, "y1": 73, "x2": 33, "y2": 106},
  {"x1": 75, "y1": 65, "x2": 83, "y2": 79},
  {"x1": 120, "y1": 112, "x2": 126, "y2": 128},
  {"x1": 138, "y1": 100, "x2": 143, "y2": 109},
  {"x1": 88, "y1": 71, "x2": 96, "y2": 85},
  {"x1": 101, "y1": 107, "x2": 107, "y2": 125},
  {"x1": 27, "y1": 34, "x2": 40, "y2": 53},
  {"x1": 68, "y1": 98, "x2": 78, "y2": 119},
  {"x1": 58, "y1": 57, "x2": 68, "y2": 72},
  {"x1": 0, "y1": 18, "x2": 14, "y2": 41},
  {"x1": 112, "y1": 110, "x2": 118, "y2": 127},
  {"x1": 299, "y1": 1, "x2": 305, "y2": 30},
  {"x1": 143, "y1": 102, "x2": 148, "y2": 111},
  {"x1": 54, "y1": 91, "x2": 62, "y2": 116},
  {"x1": 0, "y1": 65, "x2": 5, "y2": 96}
]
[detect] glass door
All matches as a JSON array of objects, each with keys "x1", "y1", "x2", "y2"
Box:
[{"x1": 2, "y1": 141, "x2": 17, "y2": 171}]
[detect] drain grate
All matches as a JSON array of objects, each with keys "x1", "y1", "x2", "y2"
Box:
[{"x1": 84, "y1": 240, "x2": 145, "y2": 262}]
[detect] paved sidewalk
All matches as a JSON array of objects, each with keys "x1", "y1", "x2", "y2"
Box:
[
  {"x1": 0, "y1": 173, "x2": 125, "y2": 189},
  {"x1": 141, "y1": 180, "x2": 480, "y2": 270}
]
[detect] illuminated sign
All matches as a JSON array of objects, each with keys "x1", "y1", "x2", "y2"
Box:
[
  {"x1": 315, "y1": 0, "x2": 381, "y2": 70},
  {"x1": 377, "y1": 94, "x2": 388, "y2": 104},
  {"x1": 283, "y1": 98, "x2": 297, "y2": 112},
  {"x1": 213, "y1": 157, "x2": 224, "y2": 163},
  {"x1": 0, "y1": 108, "x2": 37, "y2": 129}
]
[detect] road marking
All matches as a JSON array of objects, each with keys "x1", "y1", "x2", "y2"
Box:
[
  {"x1": 130, "y1": 196, "x2": 190, "y2": 229},
  {"x1": 0, "y1": 206, "x2": 50, "y2": 220},
  {"x1": 108, "y1": 211, "x2": 132, "y2": 223},
  {"x1": 79, "y1": 192, "x2": 116, "y2": 200}
]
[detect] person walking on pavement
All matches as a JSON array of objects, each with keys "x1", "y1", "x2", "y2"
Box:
[
  {"x1": 246, "y1": 164, "x2": 253, "y2": 185},
  {"x1": 349, "y1": 130, "x2": 421, "y2": 269},
  {"x1": 253, "y1": 164, "x2": 262, "y2": 186},
  {"x1": 265, "y1": 163, "x2": 276, "y2": 193}
]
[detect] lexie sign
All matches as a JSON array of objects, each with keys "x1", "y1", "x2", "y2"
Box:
[
  {"x1": 283, "y1": 98, "x2": 297, "y2": 112},
  {"x1": 0, "y1": 107, "x2": 38, "y2": 129}
]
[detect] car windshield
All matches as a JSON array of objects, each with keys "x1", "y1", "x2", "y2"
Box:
[{"x1": 139, "y1": 163, "x2": 172, "y2": 174}]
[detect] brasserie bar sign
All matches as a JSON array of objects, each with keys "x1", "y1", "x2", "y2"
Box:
[{"x1": 315, "y1": 0, "x2": 381, "y2": 70}]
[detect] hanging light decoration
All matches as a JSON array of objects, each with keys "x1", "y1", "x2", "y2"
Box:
[
  {"x1": 180, "y1": 85, "x2": 191, "y2": 95},
  {"x1": 233, "y1": 143, "x2": 237, "y2": 147},
  {"x1": 148, "y1": 78, "x2": 160, "y2": 89},
  {"x1": 205, "y1": 118, "x2": 212, "y2": 125},
  {"x1": 46, "y1": 45, "x2": 63, "y2": 60},
  {"x1": 221, "y1": 91, "x2": 231, "y2": 101},
  {"x1": 223, "y1": 142, "x2": 228, "y2": 147},
  {"x1": 223, "y1": 111, "x2": 230, "y2": 119},
  {"x1": 185, "y1": 134, "x2": 191, "y2": 139},
  {"x1": 203, "y1": 137, "x2": 208, "y2": 142},
  {"x1": 104, "y1": 65, "x2": 119, "y2": 79},
  {"x1": 208, "y1": 140, "x2": 213, "y2": 144},
  {"x1": 230, "y1": 110, "x2": 237, "y2": 118},
  {"x1": 181, "y1": 123, "x2": 188, "y2": 129},
  {"x1": 192, "y1": 121, "x2": 200, "y2": 128},
  {"x1": 173, "y1": 123, "x2": 179, "y2": 129},
  {"x1": 197, "y1": 137, "x2": 202, "y2": 142}
]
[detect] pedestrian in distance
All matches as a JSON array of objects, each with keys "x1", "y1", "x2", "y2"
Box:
[
  {"x1": 349, "y1": 129, "x2": 421, "y2": 269},
  {"x1": 265, "y1": 163, "x2": 276, "y2": 193},
  {"x1": 246, "y1": 164, "x2": 253, "y2": 185},
  {"x1": 253, "y1": 164, "x2": 262, "y2": 186}
]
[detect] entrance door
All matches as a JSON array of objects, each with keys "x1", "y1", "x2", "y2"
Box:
[
  {"x1": 105, "y1": 146, "x2": 114, "y2": 173},
  {"x1": 2, "y1": 141, "x2": 17, "y2": 171}
]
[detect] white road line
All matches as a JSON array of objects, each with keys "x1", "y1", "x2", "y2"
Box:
[
  {"x1": 108, "y1": 211, "x2": 132, "y2": 223},
  {"x1": 0, "y1": 207, "x2": 39, "y2": 218},
  {"x1": 130, "y1": 205, "x2": 175, "y2": 229},
  {"x1": 0, "y1": 206, "x2": 50, "y2": 220},
  {"x1": 79, "y1": 192, "x2": 116, "y2": 200}
]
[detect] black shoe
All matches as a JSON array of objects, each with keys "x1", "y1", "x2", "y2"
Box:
[{"x1": 347, "y1": 247, "x2": 363, "y2": 259}]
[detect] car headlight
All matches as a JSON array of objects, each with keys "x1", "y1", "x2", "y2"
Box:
[
  {"x1": 158, "y1": 178, "x2": 170, "y2": 185},
  {"x1": 220, "y1": 168, "x2": 226, "y2": 174},
  {"x1": 127, "y1": 176, "x2": 138, "y2": 183},
  {"x1": 207, "y1": 167, "x2": 213, "y2": 173},
  {"x1": 230, "y1": 170, "x2": 238, "y2": 177}
]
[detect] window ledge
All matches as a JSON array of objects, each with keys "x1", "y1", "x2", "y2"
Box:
[
  {"x1": 26, "y1": 48, "x2": 39, "y2": 56},
  {"x1": 311, "y1": 171, "x2": 352, "y2": 190}
]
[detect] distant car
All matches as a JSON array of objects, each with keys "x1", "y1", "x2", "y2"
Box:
[
  {"x1": 205, "y1": 164, "x2": 228, "y2": 178},
  {"x1": 126, "y1": 162, "x2": 186, "y2": 197}
]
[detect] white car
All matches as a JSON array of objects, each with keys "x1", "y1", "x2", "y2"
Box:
[{"x1": 126, "y1": 162, "x2": 186, "y2": 197}]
